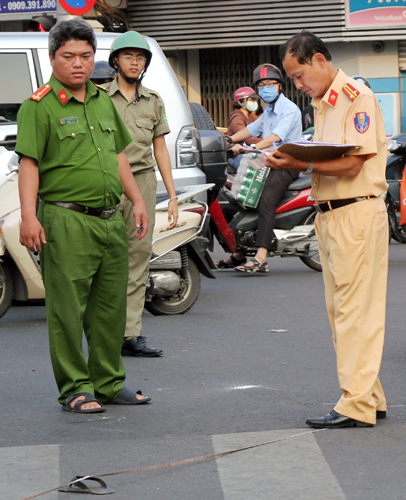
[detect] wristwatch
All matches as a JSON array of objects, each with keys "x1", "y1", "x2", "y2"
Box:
[{"x1": 303, "y1": 161, "x2": 314, "y2": 175}]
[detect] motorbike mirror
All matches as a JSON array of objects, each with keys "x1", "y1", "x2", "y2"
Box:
[
  {"x1": 7, "y1": 152, "x2": 19, "y2": 174},
  {"x1": 387, "y1": 139, "x2": 401, "y2": 153}
]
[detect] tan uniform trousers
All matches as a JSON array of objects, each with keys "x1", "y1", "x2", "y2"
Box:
[
  {"x1": 315, "y1": 196, "x2": 388, "y2": 425},
  {"x1": 121, "y1": 170, "x2": 157, "y2": 339}
]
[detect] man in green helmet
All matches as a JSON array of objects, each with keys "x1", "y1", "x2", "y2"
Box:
[{"x1": 105, "y1": 31, "x2": 178, "y2": 357}]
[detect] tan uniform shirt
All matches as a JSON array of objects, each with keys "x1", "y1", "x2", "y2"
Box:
[
  {"x1": 106, "y1": 79, "x2": 171, "y2": 173},
  {"x1": 311, "y1": 69, "x2": 388, "y2": 202}
]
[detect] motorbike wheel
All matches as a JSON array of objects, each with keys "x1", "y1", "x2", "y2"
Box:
[
  {"x1": 0, "y1": 263, "x2": 13, "y2": 319},
  {"x1": 299, "y1": 211, "x2": 323, "y2": 272},
  {"x1": 144, "y1": 257, "x2": 201, "y2": 315},
  {"x1": 386, "y1": 193, "x2": 406, "y2": 244}
]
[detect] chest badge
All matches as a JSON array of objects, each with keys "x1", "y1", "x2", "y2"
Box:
[
  {"x1": 354, "y1": 112, "x2": 370, "y2": 134},
  {"x1": 328, "y1": 89, "x2": 338, "y2": 106},
  {"x1": 60, "y1": 117, "x2": 78, "y2": 125},
  {"x1": 58, "y1": 90, "x2": 69, "y2": 105}
]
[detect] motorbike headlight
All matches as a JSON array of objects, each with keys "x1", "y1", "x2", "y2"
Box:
[
  {"x1": 7, "y1": 152, "x2": 19, "y2": 173},
  {"x1": 176, "y1": 126, "x2": 198, "y2": 168},
  {"x1": 387, "y1": 139, "x2": 401, "y2": 153}
]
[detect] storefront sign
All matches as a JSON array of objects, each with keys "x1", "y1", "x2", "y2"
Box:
[
  {"x1": 346, "y1": 0, "x2": 406, "y2": 28},
  {"x1": 0, "y1": 0, "x2": 56, "y2": 14},
  {"x1": 58, "y1": 0, "x2": 96, "y2": 15}
]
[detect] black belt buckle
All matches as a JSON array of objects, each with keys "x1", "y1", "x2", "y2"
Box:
[{"x1": 99, "y1": 207, "x2": 117, "y2": 219}]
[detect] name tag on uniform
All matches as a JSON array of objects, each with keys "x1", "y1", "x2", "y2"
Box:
[{"x1": 60, "y1": 117, "x2": 78, "y2": 125}]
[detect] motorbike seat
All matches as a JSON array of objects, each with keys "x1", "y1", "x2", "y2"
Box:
[{"x1": 286, "y1": 175, "x2": 312, "y2": 191}]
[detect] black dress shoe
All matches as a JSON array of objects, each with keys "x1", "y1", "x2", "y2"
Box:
[
  {"x1": 377, "y1": 410, "x2": 386, "y2": 419},
  {"x1": 306, "y1": 410, "x2": 374, "y2": 429},
  {"x1": 121, "y1": 336, "x2": 163, "y2": 357}
]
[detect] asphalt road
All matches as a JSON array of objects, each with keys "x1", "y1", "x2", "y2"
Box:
[{"x1": 1, "y1": 241, "x2": 406, "y2": 500}]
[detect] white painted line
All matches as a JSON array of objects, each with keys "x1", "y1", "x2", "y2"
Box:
[
  {"x1": 213, "y1": 429, "x2": 345, "y2": 500},
  {"x1": 0, "y1": 444, "x2": 59, "y2": 500}
]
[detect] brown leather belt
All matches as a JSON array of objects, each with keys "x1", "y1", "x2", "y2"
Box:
[
  {"x1": 42, "y1": 201, "x2": 119, "y2": 219},
  {"x1": 314, "y1": 196, "x2": 376, "y2": 214}
]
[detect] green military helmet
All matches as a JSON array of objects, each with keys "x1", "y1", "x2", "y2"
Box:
[{"x1": 109, "y1": 30, "x2": 152, "y2": 70}]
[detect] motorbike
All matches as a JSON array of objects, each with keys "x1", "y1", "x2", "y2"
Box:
[
  {"x1": 0, "y1": 153, "x2": 216, "y2": 318},
  {"x1": 209, "y1": 150, "x2": 321, "y2": 272},
  {"x1": 386, "y1": 133, "x2": 406, "y2": 244}
]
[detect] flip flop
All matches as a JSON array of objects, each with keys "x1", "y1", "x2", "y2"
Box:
[
  {"x1": 235, "y1": 257, "x2": 269, "y2": 274},
  {"x1": 62, "y1": 393, "x2": 106, "y2": 414},
  {"x1": 217, "y1": 254, "x2": 247, "y2": 269},
  {"x1": 109, "y1": 386, "x2": 151, "y2": 405},
  {"x1": 59, "y1": 476, "x2": 114, "y2": 495}
]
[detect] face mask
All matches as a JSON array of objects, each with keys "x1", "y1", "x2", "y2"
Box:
[
  {"x1": 258, "y1": 86, "x2": 278, "y2": 103},
  {"x1": 245, "y1": 101, "x2": 259, "y2": 112}
]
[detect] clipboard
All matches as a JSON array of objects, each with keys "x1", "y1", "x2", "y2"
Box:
[{"x1": 276, "y1": 140, "x2": 359, "y2": 162}]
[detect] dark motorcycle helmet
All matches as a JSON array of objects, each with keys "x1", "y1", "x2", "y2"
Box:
[
  {"x1": 253, "y1": 63, "x2": 284, "y2": 86},
  {"x1": 351, "y1": 75, "x2": 371, "y2": 89},
  {"x1": 90, "y1": 61, "x2": 116, "y2": 82}
]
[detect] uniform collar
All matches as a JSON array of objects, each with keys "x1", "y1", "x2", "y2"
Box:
[
  {"x1": 312, "y1": 68, "x2": 346, "y2": 110},
  {"x1": 108, "y1": 77, "x2": 150, "y2": 100},
  {"x1": 265, "y1": 92, "x2": 285, "y2": 115},
  {"x1": 50, "y1": 74, "x2": 98, "y2": 106}
]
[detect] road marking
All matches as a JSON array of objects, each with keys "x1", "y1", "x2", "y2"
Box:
[
  {"x1": 0, "y1": 445, "x2": 59, "y2": 500},
  {"x1": 213, "y1": 429, "x2": 345, "y2": 500}
]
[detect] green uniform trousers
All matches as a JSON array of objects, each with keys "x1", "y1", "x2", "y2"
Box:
[
  {"x1": 121, "y1": 170, "x2": 157, "y2": 339},
  {"x1": 38, "y1": 202, "x2": 128, "y2": 404}
]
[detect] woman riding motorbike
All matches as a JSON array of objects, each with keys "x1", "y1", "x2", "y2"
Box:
[{"x1": 227, "y1": 87, "x2": 262, "y2": 170}]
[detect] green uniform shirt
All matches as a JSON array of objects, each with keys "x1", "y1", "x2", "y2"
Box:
[
  {"x1": 16, "y1": 74, "x2": 133, "y2": 209},
  {"x1": 106, "y1": 79, "x2": 171, "y2": 174}
]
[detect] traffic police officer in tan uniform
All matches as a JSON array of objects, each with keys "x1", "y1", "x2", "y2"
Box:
[
  {"x1": 16, "y1": 20, "x2": 150, "y2": 413},
  {"x1": 106, "y1": 31, "x2": 178, "y2": 357},
  {"x1": 267, "y1": 31, "x2": 388, "y2": 428}
]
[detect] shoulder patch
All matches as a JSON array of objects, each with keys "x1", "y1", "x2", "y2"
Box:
[
  {"x1": 343, "y1": 83, "x2": 360, "y2": 102},
  {"x1": 30, "y1": 84, "x2": 52, "y2": 101},
  {"x1": 94, "y1": 83, "x2": 109, "y2": 93}
]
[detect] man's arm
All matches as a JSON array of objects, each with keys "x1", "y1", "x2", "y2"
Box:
[
  {"x1": 252, "y1": 133, "x2": 281, "y2": 150},
  {"x1": 153, "y1": 135, "x2": 178, "y2": 229},
  {"x1": 265, "y1": 150, "x2": 368, "y2": 177},
  {"x1": 117, "y1": 151, "x2": 149, "y2": 239},
  {"x1": 19, "y1": 156, "x2": 46, "y2": 252}
]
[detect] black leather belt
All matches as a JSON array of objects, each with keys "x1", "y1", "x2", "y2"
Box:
[
  {"x1": 314, "y1": 196, "x2": 377, "y2": 214},
  {"x1": 42, "y1": 201, "x2": 119, "y2": 219}
]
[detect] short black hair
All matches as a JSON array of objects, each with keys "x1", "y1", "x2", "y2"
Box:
[
  {"x1": 48, "y1": 19, "x2": 97, "y2": 57},
  {"x1": 279, "y1": 31, "x2": 331, "y2": 65}
]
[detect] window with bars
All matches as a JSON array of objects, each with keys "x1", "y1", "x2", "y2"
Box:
[{"x1": 199, "y1": 45, "x2": 310, "y2": 128}]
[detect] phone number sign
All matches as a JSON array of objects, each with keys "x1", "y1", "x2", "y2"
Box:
[{"x1": 0, "y1": 0, "x2": 56, "y2": 13}]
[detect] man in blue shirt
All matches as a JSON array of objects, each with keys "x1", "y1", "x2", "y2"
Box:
[{"x1": 223, "y1": 64, "x2": 302, "y2": 273}]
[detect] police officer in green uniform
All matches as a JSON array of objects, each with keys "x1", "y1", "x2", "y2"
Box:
[
  {"x1": 16, "y1": 19, "x2": 150, "y2": 413},
  {"x1": 105, "y1": 31, "x2": 178, "y2": 357}
]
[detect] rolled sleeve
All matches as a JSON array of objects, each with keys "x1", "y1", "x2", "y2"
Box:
[
  {"x1": 16, "y1": 100, "x2": 48, "y2": 162},
  {"x1": 247, "y1": 114, "x2": 263, "y2": 138},
  {"x1": 153, "y1": 96, "x2": 171, "y2": 138}
]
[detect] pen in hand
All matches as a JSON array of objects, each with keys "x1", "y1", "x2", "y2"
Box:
[{"x1": 271, "y1": 140, "x2": 277, "y2": 151}]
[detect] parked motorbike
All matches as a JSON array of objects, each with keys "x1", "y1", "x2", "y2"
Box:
[
  {"x1": 386, "y1": 134, "x2": 406, "y2": 243},
  {"x1": 0, "y1": 153, "x2": 216, "y2": 318},
  {"x1": 210, "y1": 151, "x2": 321, "y2": 272}
]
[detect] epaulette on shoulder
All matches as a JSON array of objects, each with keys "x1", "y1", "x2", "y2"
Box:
[
  {"x1": 342, "y1": 83, "x2": 360, "y2": 102},
  {"x1": 30, "y1": 84, "x2": 52, "y2": 101},
  {"x1": 94, "y1": 83, "x2": 109, "y2": 93},
  {"x1": 149, "y1": 89, "x2": 160, "y2": 97}
]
